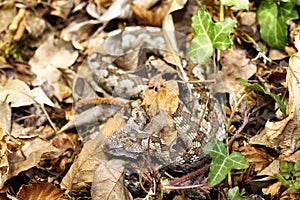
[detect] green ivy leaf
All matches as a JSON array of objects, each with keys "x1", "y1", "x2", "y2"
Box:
[
  {"x1": 221, "y1": 0, "x2": 249, "y2": 10},
  {"x1": 203, "y1": 139, "x2": 249, "y2": 187},
  {"x1": 238, "y1": 78, "x2": 286, "y2": 116},
  {"x1": 257, "y1": 1, "x2": 298, "y2": 49},
  {"x1": 187, "y1": 8, "x2": 235, "y2": 64},
  {"x1": 228, "y1": 186, "x2": 250, "y2": 200}
]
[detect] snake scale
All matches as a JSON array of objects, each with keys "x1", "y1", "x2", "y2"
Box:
[{"x1": 83, "y1": 26, "x2": 225, "y2": 171}]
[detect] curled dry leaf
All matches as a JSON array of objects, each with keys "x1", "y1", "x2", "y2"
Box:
[
  {"x1": 16, "y1": 182, "x2": 67, "y2": 200},
  {"x1": 235, "y1": 143, "x2": 274, "y2": 172},
  {"x1": 262, "y1": 182, "x2": 282, "y2": 197},
  {"x1": 87, "y1": 0, "x2": 132, "y2": 22},
  {"x1": 131, "y1": 0, "x2": 170, "y2": 27},
  {"x1": 250, "y1": 45, "x2": 300, "y2": 156}
]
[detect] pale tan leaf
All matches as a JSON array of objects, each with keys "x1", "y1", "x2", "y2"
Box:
[
  {"x1": 0, "y1": 2, "x2": 16, "y2": 32},
  {"x1": 61, "y1": 129, "x2": 106, "y2": 193},
  {"x1": 0, "y1": 99, "x2": 11, "y2": 132},
  {"x1": 91, "y1": 159, "x2": 129, "y2": 200},
  {"x1": 0, "y1": 79, "x2": 35, "y2": 107},
  {"x1": 212, "y1": 49, "x2": 257, "y2": 94},
  {"x1": 29, "y1": 35, "x2": 78, "y2": 85},
  {"x1": 92, "y1": 0, "x2": 132, "y2": 22},
  {"x1": 32, "y1": 87, "x2": 55, "y2": 107},
  {"x1": 16, "y1": 182, "x2": 67, "y2": 200}
]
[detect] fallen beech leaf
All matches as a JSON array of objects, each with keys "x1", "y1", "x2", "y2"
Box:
[
  {"x1": 250, "y1": 41, "x2": 300, "y2": 155},
  {"x1": 16, "y1": 182, "x2": 67, "y2": 200},
  {"x1": 0, "y1": 79, "x2": 35, "y2": 107},
  {"x1": 91, "y1": 159, "x2": 129, "y2": 200},
  {"x1": 101, "y1": 116, "x2": 126, "y2": 139}
]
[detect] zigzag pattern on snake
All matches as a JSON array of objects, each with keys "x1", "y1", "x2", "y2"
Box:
[{"x1": 83, "y1": 26, "x2": 226, "y2": 170}]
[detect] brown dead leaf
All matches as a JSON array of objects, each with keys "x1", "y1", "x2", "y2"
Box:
[
  {"x1": 131, "y1": 0, "x2": 170, "y2": 27},
  {"x1": 0, "y1": 129, "x2": 10, "y2": 190},
  {"x1": 9, "y1": 137, "x2": 60, "y2": 178},
  {"x1": 16, "y1": 182, "x2": 67, "y2": 200},
  {"x1": 269, "y1": 49, "x2": 288, "y2": 61},
  {"x1": 211, "y1": 49, "x2": 257, "y2": 94},
  {"x1": 91, "y1": 159, "x2": 130, "y2": 200},
  {"x1": 262, "y1": 181, "x2": 282, "y2": 197},
  {"x1": 250, "y1": 37, "x2": 300, "y2": 155},
  {"x1": 279, "y1": 149, "x2": 300, "y2": 163},
  {"x1": 235, "y1": 143, "x2": 274, "y2": 172},
  {"x1": 142, "y1": 78, "x2": 179, "y2": 116},
  {"x1": 88, "y1": 0, "x2": 132, "y2": 22},
  {"x1": 61, "y1": 127, "x2": 106, "y2": 193},
  {"x1": 101, "y1": 116, "x2": 126, "y2": 139}
]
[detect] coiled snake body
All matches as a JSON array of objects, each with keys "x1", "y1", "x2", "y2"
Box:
[{"x1": 83, "y1": 26, "x2": 225, "y2": 171}]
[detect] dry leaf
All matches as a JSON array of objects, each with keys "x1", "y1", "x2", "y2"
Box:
[
  {"x1": 89, "y1": 0, "x2": 132, "y2": 22},
  {"x1": 9, "y1": 137, "x2": 60, "y2": 178},
  {"x1": 269, "y1": 49, "x2": 288, "y2": 60},
  {"x1": 250, "y1": 41, "x2": 300, "y2": 155},
  {"x1": 0, "y1": 2, "x2": 16, "y2": 32},
  {"x1": 61, "y1": 128, "x2": 106, "y2": 193},
  {"x1": 32, "y1": 87, "x2": 55, "y2": 107},
  {"x1": 91, "y1": 159, "x2": 129, "y2": 200},
  {"x1": 16, "y1": 182, "x2": 67, "y2": 200},
  {"x1": 237, "y1": 144, "x2": 274, "y2": 172},
  {"x1": 142, "y1": 78, "x2": 179, "y2": 116},
  {"x1": 0, "y1": 99, "x2": 11, "y2": 132},
  {"x1": 212, "y1": 49, "x2": 257, "y2": 94},
  {"x1": 101, "y1": 116, "x2": 126, "y2": 139},
  {"x1": 0, "y1": 79, "x2": 35, "y2": 107},
  {"x1": 0, "y1": 129, "x2": 10, "y2": 190},
  {"x1": 279, "y1": 150, "x2": 300, "y2": 163},
  {"x1": 131, "y1": 0, "x2": 169, "y2": 27},
  {"x1": 262, "y1": 182, "x2": 282, "y2": 197},
  {"x1": 29, "y1": 35, "x2": 78, "y2": 85}
]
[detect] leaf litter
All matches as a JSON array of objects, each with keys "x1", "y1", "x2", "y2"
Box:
[{"x1": 0, "y1": 0, "x2": 300, "y2": 199}]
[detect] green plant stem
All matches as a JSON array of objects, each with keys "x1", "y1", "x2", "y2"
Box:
[
  {"x1": 217, "y1": 3, "x2": 225, "y2": 70},
  {"x1": 225, "y1": 91, "x2": 249, "y2": 187}
]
